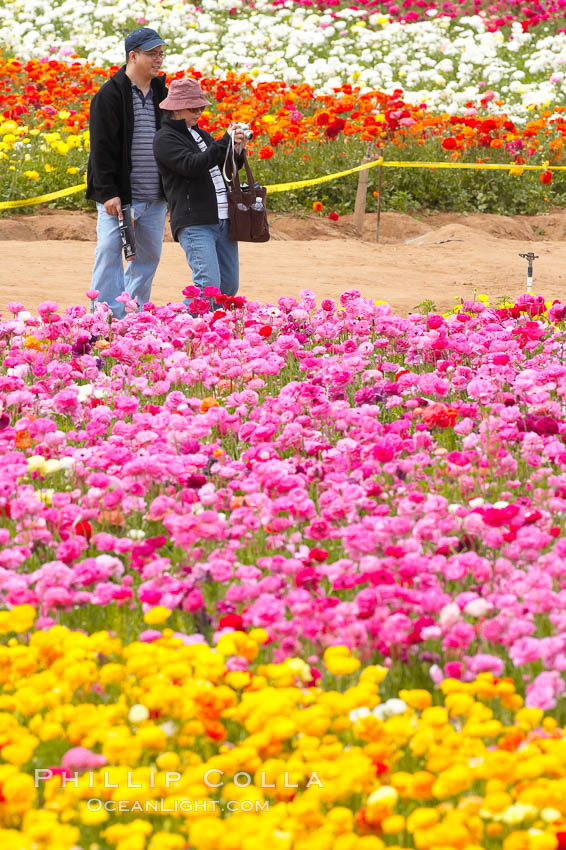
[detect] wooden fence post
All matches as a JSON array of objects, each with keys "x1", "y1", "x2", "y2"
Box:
[
  {"x1": 353, "y1": 161, "x2": 370, "y2": 238},
  {"x1": 376, "y1": 161, "x2": 383, "y2": 243}
]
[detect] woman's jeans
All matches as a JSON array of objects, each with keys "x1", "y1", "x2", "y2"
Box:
[
  {"x1": 91, "y1": 200, "x2": 167, "y2": 318},
  {"x1": 178, "y1": 220, "x2": 239, "y2": 308}
]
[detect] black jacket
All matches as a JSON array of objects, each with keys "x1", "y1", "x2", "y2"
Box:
[
  {"x1": 153, "y1": 117, "x2": 244, "y2": 241},
  {"x1": 86, "y1": 66, "x2": 168, "y2": 205}
]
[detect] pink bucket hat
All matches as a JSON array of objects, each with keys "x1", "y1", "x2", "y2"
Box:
[{"x1": 159, "y1": 78, "x2": 210, "y2": 110}]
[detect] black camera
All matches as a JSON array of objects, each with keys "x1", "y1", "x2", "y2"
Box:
[{"x1": 118, "y1": 204, "x2": 136, "y2": 260}]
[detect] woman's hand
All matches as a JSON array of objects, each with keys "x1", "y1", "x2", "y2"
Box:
[{"x1": 228, "y1": 123, "x2": 247, "y2": 153}]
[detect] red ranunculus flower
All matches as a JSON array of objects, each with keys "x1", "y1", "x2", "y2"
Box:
[
  {"x1": 325, "y1": 118, "x2": 346, "y2": 139},
  {"x1": 74, "y1": 520, "x2": 92, "y2": 541},
  {"x1": 309, "y1": 547, "x2": 328, "y2": 562},
  {"x1": 218, "y1": 613, "x2": 244, "y2": 630}
]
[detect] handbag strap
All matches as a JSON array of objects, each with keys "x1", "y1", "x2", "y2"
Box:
[{"x1": 222, "y1": 131, "x2": 258, "y2": 191}]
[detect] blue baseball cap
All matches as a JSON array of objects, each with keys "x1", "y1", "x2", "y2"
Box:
[{"x1": 125, "y1": 27, "x2": 165, "y2": 57}]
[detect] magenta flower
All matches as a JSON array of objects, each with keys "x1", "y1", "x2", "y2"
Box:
[{"x1": 61, "y1": 747, "x2": 107, "y2": 772}]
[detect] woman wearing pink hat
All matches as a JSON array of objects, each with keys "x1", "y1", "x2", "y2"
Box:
[{"x1": 153, "y1": 77, "x2": 248, "y2": 306}]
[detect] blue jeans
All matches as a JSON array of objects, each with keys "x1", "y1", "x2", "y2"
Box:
[
  {"x1": 91, "y1": 200, "x2": 167, "y2": 318},
  {"x1": 178, "y1": 220, "x2": 239, "y2": 308}
]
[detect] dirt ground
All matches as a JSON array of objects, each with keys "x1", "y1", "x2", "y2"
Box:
[{"x1": 1, "y1": 208, "x2": 566, "y2": 316}]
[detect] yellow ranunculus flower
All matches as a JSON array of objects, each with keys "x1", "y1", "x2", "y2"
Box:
[
  {"x1": 78, "y1": 802, "x2": 109, "y2": 825},
  {"x1": 224, "y1": 671, "x2": 252, "y2": 691},
  {"x1": 269, "y1": 717, "x2": 297, "y2": 741},
  {"x1": 529, "y1": 834, "x2": 558, "y2": 850},
  {"x1": 399, "y1": 689, "x2": 432, "y2": 710},
  {"x1": 149, "y1": 834, "x2": 186, "y2": 850},
  {"x1": 216, "y1": 631, "x2": 258, "y2": 662},
  {"x1": 0, "y1": 604, "x2": 36, "y2": 635},
  {"x1": 445, "y1": 692, "x2": 475, "y2": 716},
  {"x1": 359, "y1": 665, "x2": 388, "y2": 684},
  {"x1": 406, "y1": 807, "x2": 440, "y2": 831},
  {"x1": 421, "y1": 706, "x2": 449, "y2": 727},
  {"x1": 136, "y1": 724, "x2": 168, "y2": 751},
  {"x1": 143, "y1": 606, "x2": 172, "y2": 625},
  {"x1": 323, "y1": 646, "x2": 361, "y2": 676},
  {"x1": 326, "y1": 806, "x2": 354, "y2": 832},
  {"x1": 433, "y1": 764, "x2": 474, "y2": 798},
  {"x1": 286, "y1": 658, "x2": 311, "y2": 682},
  {"x1": 516, "y1": 708, "x2": 544, "y2": 729},
  {"x1": 156, "y1": 752, "x2": 180, "y2": 771},
  {"x1": 189, "y1": 817, "x2": 225, "y2": 849},
  {"x1": 381, "y1": 814, "x2": 405, "y2": 834}
]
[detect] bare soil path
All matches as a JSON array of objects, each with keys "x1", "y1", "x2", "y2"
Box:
[{"x1": 1, "y1": 209, "x2": 565, "y2": 315}]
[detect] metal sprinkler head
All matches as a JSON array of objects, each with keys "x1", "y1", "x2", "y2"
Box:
[{"x1": 519, "y1": 252, "x2": 539, "y2": 292}]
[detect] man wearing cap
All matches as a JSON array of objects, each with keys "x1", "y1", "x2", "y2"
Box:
[
  {"x1": 153, "y1": 78, "x2": 247, "y2": 305},
  {"x1": 86, "y1": 27, "x2": 168, "y2": 318}
]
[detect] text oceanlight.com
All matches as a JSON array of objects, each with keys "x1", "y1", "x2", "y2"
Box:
[{"x1": 86, "y1": 799, "x2": 270, "y2": 813}]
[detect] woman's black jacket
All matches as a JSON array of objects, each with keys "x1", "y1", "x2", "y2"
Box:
[{"x1": 153, "y1": 116, "x2": 244, "y2": 241}]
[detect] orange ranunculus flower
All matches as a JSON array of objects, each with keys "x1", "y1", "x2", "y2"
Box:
[
  {"x1": 312, "y1": 201, "x2": 323, "y2": 212},
  {"x1": 203, "y1": 720, "x2": 227, "y2": 741},
  {"x1": 15, "y1": 431, "x2": 31, "y2": 450},
  {"x1": 259, "y1": 145, "x2": 274, "y2": 159},
  {"x1": 200, "y1": 397, "x2": 220, "y2": 413},
  {"x1": 420, "y1": 403, "x2": 458, "y2": 429}
]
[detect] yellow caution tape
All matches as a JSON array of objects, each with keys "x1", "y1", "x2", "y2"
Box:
[
  {"x1": 265, "y1": 159, "x2": 385, "y2": 193},
  {"x1": 265, "y1": 158, "x2": 565, "y2": 193},
  {"x1": 0, "y1": 182, "x2": 87, "y2": 210},
  {"x1": 0, "y1": 157, "x2": 563, "y2": 207},
  {"x1": 380, "y1": 160, "x2": 563, "y2": 171}
]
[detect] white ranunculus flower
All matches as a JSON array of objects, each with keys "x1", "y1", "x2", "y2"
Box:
[
  {"x1": 128, "y1": 704, "x2": 150, "y2": 724},
  {"x1": 1, "y1": 0, "x2": 565, "y2": 115},
  {"x1": 463, "y1": 599, "x2": 492, "y2": 618}
]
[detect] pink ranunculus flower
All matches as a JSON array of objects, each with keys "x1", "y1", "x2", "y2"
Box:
[{"x1": 61, "y1": 747, "x2": 107, "y2": 772}]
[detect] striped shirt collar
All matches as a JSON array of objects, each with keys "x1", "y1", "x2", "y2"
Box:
[{"x1": 130, "y1": 80, "x2": 153, "y2": 105}]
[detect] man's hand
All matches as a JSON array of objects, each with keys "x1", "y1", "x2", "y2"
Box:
[{"x1": 104, "y1": 196, "x2": 122, "y2": 218}]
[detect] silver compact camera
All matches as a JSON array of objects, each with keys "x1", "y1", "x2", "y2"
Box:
[{"x1": 233, "y1": 122, "x2": 253, "y2": 141}]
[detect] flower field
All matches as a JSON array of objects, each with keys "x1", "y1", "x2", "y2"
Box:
[
  {"x1": 3, "y1": 0, "x2": 566, "y2": 843},
  {"x1": 2, "y1": 288, "x2": 566, "y2": 848},
  {"x1": 4, "y1": 0, "x2": 566, "y2": 213},
  {"x1": 3, "y1": 56, "x2": 566, "y2": 215}
]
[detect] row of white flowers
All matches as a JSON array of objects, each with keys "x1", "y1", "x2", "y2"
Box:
[{"x1": 1, "y1": 0, "x2": 566, "y2": 120}]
